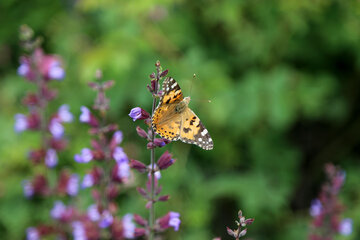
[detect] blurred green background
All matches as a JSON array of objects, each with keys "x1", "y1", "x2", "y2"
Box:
[{"x1": 1, "y1": 0, "x2": 360, "y2": 239}]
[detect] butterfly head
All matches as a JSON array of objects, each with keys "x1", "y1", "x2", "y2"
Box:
[{"x1": 175, "y1": 96, "x2": 191, "y2": 114}]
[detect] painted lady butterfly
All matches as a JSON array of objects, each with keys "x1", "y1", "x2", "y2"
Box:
[{"x1": 152, "y1": 77, "x2": 213, "y2": 150}]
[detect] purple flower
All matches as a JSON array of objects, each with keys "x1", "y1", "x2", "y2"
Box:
[
  {"x1": 122, "y1": 214, "x2": 135, "y2": 239},
  {"x1": 26, "y1": 227, "x2": 39, "y2": 240},
  {"x1": 113, "y1": 147, "x2": 128, "y2": 163},
  {"x1": 67, "y1": 174, "x2": 79, "y2": 196},
  {"x1": 22, "y1": 180, "x2": 34, "y2": 198},
  {"x1": 117, "y1": 162, "x2": 130, "y2": 180},
  {"x1": 48, "y1": 61, "x2": 65, "y2": 80},
  {"x1": 49, "y1": 118, "x2": 64, "y2": 139},
  {"x1": 148, "y1": 164, "x2": 161, "y2": 179},
  {"x1": 51, "y1": 201, "x2": 66, "y2": 219},
  {"x1": 99, "y1": 210, "x2": 113, "y2": 228},
  {"x1": 45, "y1": 148, "x2": 58, "y2": 168},
  {"x1": 339, "y1": 218, "x2": 352, "y2": 235},
  {"x1": 81, "y1": 174, "x2": 94, "y2": 188},
  {"x1": 14, "y1": 114, "x2": 28, "y2": 133},
  {"x1": 58, "y1": 104, "x2": 73, "y2": 123},
  {"x1": 113, "y1": 131, "x2": 123, "y2": 145},
  {"x1": 169, "y1": 212, "x2": 181, "y2": 231},
  {"x1": 74, "y1": 148, "x2": 93, "y2": 163},
  {"x1": 128, "y1": 107, "x2": 150, "y2": 121},
  {"x1": 80, "y1": 106, "x2": 91, "y2": 123},
  {"x1": 310, "y1": 199, "x2": 322, "y2": 217},
  {"x1": 72, "y1": 221, "x2": 86, "y2": 240},
  {"x1": 87, "y1": 204, "x2": 101, "y2": 221},
  {"x1": 18, "y1": 62, "x2": 30, "y2": 77}
]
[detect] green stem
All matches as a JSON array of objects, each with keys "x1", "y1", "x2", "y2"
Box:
[{"x1": 149, "y1": 94, "x2": 157, "y2": 240}]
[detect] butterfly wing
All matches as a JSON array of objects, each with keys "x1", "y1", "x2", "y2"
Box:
[
  {"x1": 179, "y1": 108, "x2": 213, "y2": 150},
  {"x1": 152, "y1": 77, "x2": 184, "y2": 140}
]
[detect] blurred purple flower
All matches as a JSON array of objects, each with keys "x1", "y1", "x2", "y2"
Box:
[
  {"x1": 169, "y1": 212, "x2": 181, "y2": 231},
  {"x1": 51, "y1": 201, "x2": 66, "y2": 219},
  {"x1": 117, "y1": 162, "x2": 130, "y2": 180},
  {"x1": 67, "y1": 174, "x2": 79, "y2": 196},
  {"x1": 158, "y1": 211, "x2": 181, "y2": 231},
  {"x1": 81, "y1": 173, "x2": 94, "y2": 188},
  {"x1": 128, "y1": 107, "x2": 150, "y2": 122},
  {"x1": 87, "y1": 204, "x2": 101, "y2": 221},
  {"x1": 18, "y1": 62, "x2": 30, "y2": 77},
  {"x1": 310, "y1": 199, "x2": 322, "y2": 217},
  {"x1": 45, "y1": 148, "x2": 58, "y2": 168},
  {"x1": 14, "y1": 114, "x2": 28, "y2": 133},
  {"x1": 113, "y1": 131, "x2": 123, "y2": 145},
  {"x1": 48, "y1": 61, "x2": 65, "y2": 80},
  {"x1": 58, "y1": 104, "x2": 73, "y2": 123},
  {"x1": 339, "y1": 218, "x2": 352, "y2": 236},
  {"x1": 99, "y1": 210, "x2": 113, "y2": 228},
  {"x1": 123, "y1": 214, "x2": 135, "y2": 239},
  {"x1": 72, "y1": 221, "x2": 86, "y2": 240},
  {"x1": 113, "y1": 147, "x2": 128, "y2": 163},
  {"x1": 22, "y1": 180, "x2": 34, "y2": 198},
  {"x1": 80, "y1": 106, "x2": 91, "y2": 123},
  {"x1": 74, "y1": 148, "x2": 93, "y2": 163},
  {"x1": 26, "y1": 227, "x2": 39, "y2": 240},
  {"x1": 49, "y1": 118, "x2": 64, "y2": 139}
]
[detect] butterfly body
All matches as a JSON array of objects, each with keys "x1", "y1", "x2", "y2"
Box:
[{"x1": 152, "y1": 77, "x2": 213, "y2": 150}]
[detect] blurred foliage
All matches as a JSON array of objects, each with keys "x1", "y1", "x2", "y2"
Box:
[{"x1": 1, "y1": 0, "x2": 360, "y2": 239}]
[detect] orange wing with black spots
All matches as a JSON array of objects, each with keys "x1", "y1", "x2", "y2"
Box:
[
  {"x1": 152, "y1": 77, "x2": 213, "y2": 150},
  {"x1": 179, "y1": 108, "x2": 213, "y2": 150}
]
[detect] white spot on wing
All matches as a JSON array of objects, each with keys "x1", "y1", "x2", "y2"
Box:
[
  {"x1": 201, "y1": 129, "x2": 208, "y2": 136},
  {"x1": 171, "y1": 82, "x2": 178, "y2": 89}
]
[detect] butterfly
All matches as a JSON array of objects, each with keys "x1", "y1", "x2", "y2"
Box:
[{"x1": 152, "y1": 77, "x2": 213, "y2": 150}]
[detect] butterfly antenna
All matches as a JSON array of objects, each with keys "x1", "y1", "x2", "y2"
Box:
[{"x1": 189, "y1": 74, "x2": 196, "y2": 97}]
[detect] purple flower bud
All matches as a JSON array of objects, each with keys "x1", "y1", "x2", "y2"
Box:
[
  {"x1": 74, "y1": 148, "x2": 93, "y2": 163},
  {"x1": 157, "y1": 151, "x2": 175, "y2": 170},
  {"x1": 128, "y1": 107, "x2": 150, "y2": 122},
  {"x1": 48, "y1": 61, "x2": 65, "y2": 80},
  {"x1": 123, "y1": 214, "x2": 136, "y2": 239},
  {"x1": 14, "y1": 114, "x2": 28, "y2": 133},
  {"x1": 72, "y1": 221, "x2": 86, "y2": 240},
  {"x1": 160, "y1": 69, "x2": 168, "y2": 77},
  {"x1": 82, "y1": 173, "x2": 94, "y2": 188},
  {"x1": 310, "y1": 199, "x2": 322, "y2": 217},
  {"x1": 51, "y1": 201, "x2": 66, "y2": 219},
  {"x1": 117, "y1": 162, "x2": 130, "y2": 180},
  {"x1": 113, "y1": 147, "x2": 128, "y2": 163},
  {"x1": 88, "y1": 204, "x2": 101, "y2": 221},
  {"x1": 158, "y1": 195, "x2": 170, "y2": 201},
  {"x1": 113, "y1": 131, "x2": 123, "y2": 145},
  {"x1": 226, "y1": 227, "x2": 236, "y2": 238},
  {"x1": 49, "y1": 118, "x2": 64, "y2": 139},
  {"x1": 136, "y1": 126, "x2": 148, "y2": 139},
  {"x1": 67, "y1": 174, "x2": 79, "y2": 196},
  {"x1": 58, "y1": 104, "x2": 73, "y2": 123},
  {"x1": 339, "y1": 218, "x2": 352, "y2": 235},
  {"x1": 129, "y1": 160, "x2": 147, "y2": 173},
  {"x1": 133, "y1": 214, "x2": 147, "y2": 226},
  {"x1": 80, "y1": 106, "x2": 91, "y2": 123},
  {"x1": 26, "y1": 227, "x2": 39, "y2": 240},
  {"x1": 99, "y1": 210, "x2": 113, "y2": 228},
  {"x1": 18, "y1": 62, "x2": 30, "y2": 77},
  {"x1": 45, "y1": 148, "x2": 58, "y2": 168},
  {"x1": 239, "y1": 228, "x2": 247, "y2": 237},
  {"x1": 22, "y1": 180, "x2": 34, "y2": 198},
  {"x1": 169, "y1": 212, "x2": 181, "y2": 231}
]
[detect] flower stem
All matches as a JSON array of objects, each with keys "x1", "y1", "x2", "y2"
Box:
[
  {"x1": 149, "y1": 92, "x2": 157, "y2": 240},
  {"x1": 149, "y1": 63, "x2": 161, "y2": 240}
]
